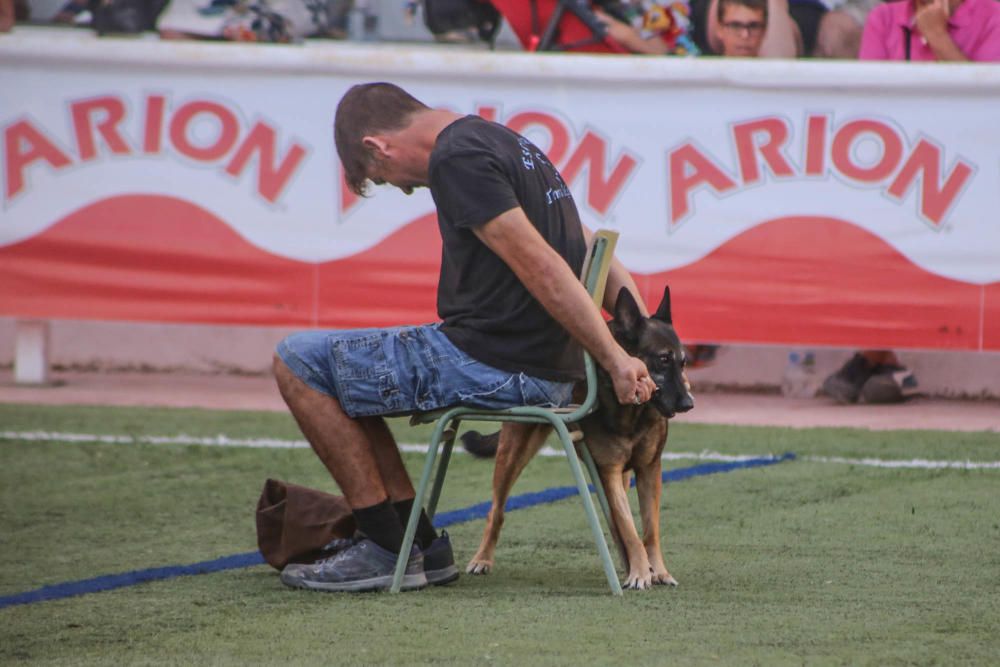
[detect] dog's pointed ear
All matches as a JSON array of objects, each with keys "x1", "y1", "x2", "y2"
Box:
[
  {"x1": 614, "y1": 287, "x2": 644, "y2": 335},
  {"x1": 652, "y1": 285, "x2": 672, "y2": 324}
]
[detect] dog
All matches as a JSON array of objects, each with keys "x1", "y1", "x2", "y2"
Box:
[{"x1": 465, "y1": 285, "x2": 695, "y2": 590}]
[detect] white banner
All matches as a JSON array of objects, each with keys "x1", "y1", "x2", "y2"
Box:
[{"x1": 2, "y1": 28, "x2": 999, "y2": 349}]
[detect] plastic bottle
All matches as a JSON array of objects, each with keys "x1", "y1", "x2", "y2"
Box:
[{"x1": 782, "y1": 351, "x2": 817, "y2": 398}]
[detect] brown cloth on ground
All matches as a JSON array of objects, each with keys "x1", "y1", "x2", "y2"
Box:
[{"x1": 255, "y1": 478, "x2": 356, "y2": 570}]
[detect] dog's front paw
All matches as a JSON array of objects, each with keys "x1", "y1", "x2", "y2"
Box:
[
  {"x1": 623, "y1": 570, "x2": 653, "y2": 590},
  {"x1": 466, "y1": 557, "x2": 494, "y2": 575},
  {"x1": 651, "y1": 569, "x2": 679, "y2": 587}
]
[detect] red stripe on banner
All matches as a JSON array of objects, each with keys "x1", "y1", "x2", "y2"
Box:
[
  {"x1": 315, "y1": 213, "x2": 441, "y2": 328},
  {"x1": 1, "y1": 202, "x2": 996, "y2": 350},
  {"x1": 984, "y1": 283, "x2": 1000, "y2": 351},
  {"x1": 642, "y1": 216, "x2": 994, "y2": 351}
]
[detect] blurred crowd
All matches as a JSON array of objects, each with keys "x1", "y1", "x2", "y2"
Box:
[{"x1": 1, "y1": 0, "x2": 997, "y2": 62}]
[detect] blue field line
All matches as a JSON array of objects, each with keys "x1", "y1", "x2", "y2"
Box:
[{"x1": 0, "y1": 453, "x2": 794, "y2": 610}]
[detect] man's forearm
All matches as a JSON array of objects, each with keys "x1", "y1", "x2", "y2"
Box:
[
  {"x1": 925, "y1": 31, "x2": 968, "y2": 61},
  {"x1": 477, "y1": 211, "x2": 631, "y2": 374}
]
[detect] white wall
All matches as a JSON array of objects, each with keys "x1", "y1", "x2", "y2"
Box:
[{"x1": 3, "y1": 317, "x2": 999, "y2": 399}]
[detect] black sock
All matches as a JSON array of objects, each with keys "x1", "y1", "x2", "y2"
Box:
[
  {"x1": 353, "y1": 499, "x2": 404, "y2": 554},
  {"x1": 393, "y1": 498, "x2": 439, "y2": 550}
]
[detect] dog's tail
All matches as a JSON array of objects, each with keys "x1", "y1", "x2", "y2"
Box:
[{"x1": 460, "y1": 430, "x2": 500, "y2": 458}]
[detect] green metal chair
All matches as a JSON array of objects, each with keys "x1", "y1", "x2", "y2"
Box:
[{"x1": 391, "y1": 230, "x2": 624, "y2": 596}]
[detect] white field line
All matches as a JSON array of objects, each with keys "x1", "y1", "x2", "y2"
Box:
[
  {"x1": 802, "y1": 455, "x2": 1000, "y2": 469},
  {"x1": 3, "y1": 430, "x2": 1000, "y2": 470}
]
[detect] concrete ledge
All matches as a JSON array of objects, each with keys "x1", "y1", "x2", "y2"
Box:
[{"x1": 2, "y1": 318, "x2": 1000, "y2": 399}]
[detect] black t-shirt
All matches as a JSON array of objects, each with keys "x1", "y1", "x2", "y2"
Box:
[{"x1": 429, "y1": 116, "x2": 586, "y2": 382}]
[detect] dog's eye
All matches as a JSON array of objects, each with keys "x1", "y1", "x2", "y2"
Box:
[{"x1": 659, "y1": 352, "x2": 673, "y2": 365}]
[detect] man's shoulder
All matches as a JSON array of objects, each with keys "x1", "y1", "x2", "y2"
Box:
[
  {"x1": 438, "y1": 116, "x2": 515, "y2": 148},
  {"x1": 431, "y1": 116, "x2": 517, "y2": 169}
]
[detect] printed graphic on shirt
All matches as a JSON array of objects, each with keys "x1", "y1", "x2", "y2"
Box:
[{"x1": 518, "y1": 136, "x2": 573, "y2": 206}]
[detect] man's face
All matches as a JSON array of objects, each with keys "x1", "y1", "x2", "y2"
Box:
[
  {"x1": 365, "y1": 152, "x2": 421, "y2": 195},
  {"x1": 717, "y1": 5, "x2": 767, "y2": 57},
  {"x1": 362, "y1": 136, "x2": 424, "y2": 195}
]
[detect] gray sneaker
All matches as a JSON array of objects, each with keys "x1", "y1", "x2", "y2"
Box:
[
  {"x1": 280, "y1": 538, "x2": 427, "y2": 592},
  {"x1": 424, "y1": 531, "x2": 459, "y2": 586}
]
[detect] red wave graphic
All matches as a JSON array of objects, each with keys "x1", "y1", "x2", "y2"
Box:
[
  {"x1": 638, "y1": 216, "x2": 998, "y2": 351},
  {"x1": 0, "y1": 194, "x2": 442, "y2": 327},
  {"x1": 0, "y1": 198, "x2": 996, "y2": 350}
]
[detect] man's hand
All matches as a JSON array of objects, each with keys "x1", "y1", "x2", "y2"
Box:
[
  {"x1": 915, "y1": 0, "x2": 950, "y2": 41},
  {"x1": 610, "y1": 354, "x2": 657, "y2": 406},
  {"x1": 915, "y1": 0, "x2": 968, "y2": 61}
]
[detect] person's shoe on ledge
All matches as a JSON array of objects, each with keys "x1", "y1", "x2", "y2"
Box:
[
  {"x1": 822, "y1": 350, "x2": 917, "y2": 405},
  {"x1": 860, "y1": 364, "x2": 919, "y2": 404},
  {"x1": 822, "y1": 352, "x2": 876, "y2": 404}
]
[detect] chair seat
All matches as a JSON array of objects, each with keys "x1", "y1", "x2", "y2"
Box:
[{"x1": 409, "y1": 404, "x2": 584, "y2": 426}]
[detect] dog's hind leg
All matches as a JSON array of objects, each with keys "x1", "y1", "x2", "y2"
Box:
[
  {"x1": 599, "y1": 465, "x2": 653, "y2": 590},
  {"x1": 635, "y1": 460, "x2": 678, "y2": 586},
  {"x1": 467, "y1": 422, "x2": 552, "y2": 575}
]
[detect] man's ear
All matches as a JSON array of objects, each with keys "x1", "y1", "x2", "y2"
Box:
[
  {"x1": 362, "y1": 135, "x2": 389, "y2": 159},
  {"x1": 653, "y1": 285, "x2": 672, "y2": 324},
  {"x1": 614, "y1": 287, "x2": 644, "y2": 337}
]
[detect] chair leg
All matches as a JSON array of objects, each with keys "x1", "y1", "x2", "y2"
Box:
[
  {"x1": 579, "y1": 443, "x2": 627, "y2": 571},
  {"x1": 579, "y1": 443, "x2": 614, "y2": 538},
  {"x1": 551, "y1": 419, "x2": 623, "y2": 596},
  {"x1": 391, "y1": 413, "x2": 453, "y2": 593},
  {"x1": 426, "y1": 419, "x2": 459, "y2": 520}
]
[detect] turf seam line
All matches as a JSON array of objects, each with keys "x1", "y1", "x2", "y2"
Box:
[
  {"x1": 0, "y1": 454, "x2": 793, "y2": 609},
  {"x1": 6, "y1": 430, "x2": 999, "y2": 468}
]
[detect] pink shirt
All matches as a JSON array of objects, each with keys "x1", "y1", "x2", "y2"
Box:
[{"x1": 859, "y1": 0, "x2": 1000, "y2": 61}]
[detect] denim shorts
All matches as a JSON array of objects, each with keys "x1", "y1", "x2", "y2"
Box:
[{"x1": 275, "y1": 323, "x2": 575, "y2": 418}]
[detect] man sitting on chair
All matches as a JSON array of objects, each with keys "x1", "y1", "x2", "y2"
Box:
[{"x1": 274, "y1": 82, "x2": 656, "y2": 593}]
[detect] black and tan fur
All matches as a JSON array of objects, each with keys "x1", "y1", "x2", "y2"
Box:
[{"x1": 466, "y1": 286, "x2": 695, "y2": 590}]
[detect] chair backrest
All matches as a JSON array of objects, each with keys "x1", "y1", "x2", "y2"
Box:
[
  {"x1": 560, "y1": 229, "x2": 618, "y2": 422},
  {"x1": 581, "y1": 229, "x2": 617, "y2": 308}
]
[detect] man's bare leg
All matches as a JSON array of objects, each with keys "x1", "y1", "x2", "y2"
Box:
[
  {"x1": 273, "y1": 355, "x2": 412, "y2": 508},
  {"x1": 358, "y1": 416, "x2": 416, "y2": 503}
]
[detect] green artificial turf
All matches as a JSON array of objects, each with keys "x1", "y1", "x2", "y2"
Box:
[{"x1": 1, "y1": 403, "x2": 998, "y2": 665}]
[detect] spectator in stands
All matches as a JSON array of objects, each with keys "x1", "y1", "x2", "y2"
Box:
[
  {"x1": 858, "y1": 0, "x2": 1000, "y2": 61},
  {"x1": 714, "y1": 0, "x2": 768, "y2": 55},
  {"x1": 823, "y1": 0, "x2": 1000, "y2": 405},
  {"x1": 691, "y1": 0, "x2": 862, "y2": 57},
  {"x1": 822, "y1": 350, "x2": 919, "y2": 404},
  {"x1": 156, "y1": 0, "x2": 343, "y2": 42}
]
